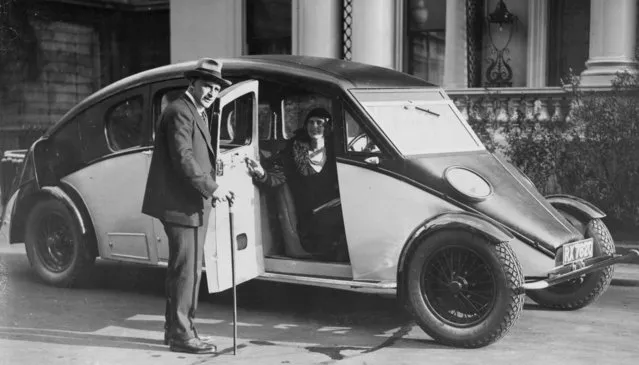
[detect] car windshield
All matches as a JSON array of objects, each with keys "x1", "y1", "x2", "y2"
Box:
[{"x1": 351, "y1": 89, "x2": 485, "y2": 155}]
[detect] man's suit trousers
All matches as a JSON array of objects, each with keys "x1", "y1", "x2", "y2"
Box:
[{"x1": 163, "y1": 208, "x2": 210, "y2": 341}]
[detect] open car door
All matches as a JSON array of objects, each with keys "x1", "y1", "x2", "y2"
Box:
[{"x1": 204, "y1": 80, "x2": 264, "y2": 293}]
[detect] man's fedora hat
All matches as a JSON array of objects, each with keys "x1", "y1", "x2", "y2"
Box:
[{"x1": 184, "y1": 58, "x2": 231, "y2": 86}]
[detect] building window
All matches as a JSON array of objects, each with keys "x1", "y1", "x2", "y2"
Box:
[
  {"x1": 406, "y1": 0, "x2": 446, "y2": 85},
  {"x1": 246, "y1": 0, "x2": 292, "y2": 55},
  {"x1": 547, "y1": 0, "x2": 590, "y2": 86}
]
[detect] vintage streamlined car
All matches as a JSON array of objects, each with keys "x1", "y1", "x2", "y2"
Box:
[{"x1": 1, "y1": 56, "x2": 637, "y2": 348}]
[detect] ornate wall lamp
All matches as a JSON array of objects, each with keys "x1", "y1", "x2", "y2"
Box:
[{"x1": 484, "y1": 0, "x2": 517, "y2": 87}]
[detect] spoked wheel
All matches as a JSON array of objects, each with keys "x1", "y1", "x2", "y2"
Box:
[
  {"x1": 25, "y1": 198, "x2": 94, "y2": 287},
  {"x1": 34, "y1": 211, "x2": 75, "y2": 273},
  {"x1": 527, "y1": 209, "x2": 615, "y2": 310},
  {"x1": 405, "y1": 230, "x2": 524, "y2": 348},
  {"x1": 422, "y1": 246, "x2": 497, "y2": 328}
]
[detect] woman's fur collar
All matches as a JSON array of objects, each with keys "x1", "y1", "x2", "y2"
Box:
[{"x1": 290, "y1": 129, "x2": 330, "y2": 176}]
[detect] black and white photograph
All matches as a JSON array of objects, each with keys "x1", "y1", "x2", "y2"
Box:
[{"x1": 1, "y1": 0, "x2": 638, "y2": 364}]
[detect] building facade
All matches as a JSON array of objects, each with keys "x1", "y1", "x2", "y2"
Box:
[
  {"x1": 170, "y1": 0, "x2": 638, "y2": 89},
  {"x1": 168, "y1": 0, "x2": 638, "y2": 129},
  {"x1": 2, "y1": 0, "x2": 638, "y2": 153}
]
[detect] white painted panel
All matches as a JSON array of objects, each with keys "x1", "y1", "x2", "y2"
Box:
[
  {"x1": 62, "y1": 152, "x2": 156, "y2": 262},
  {"x1": 337, "y1": 163, "x2": 556, "y2": 281},
  {"x1": 337, "y1": 163, "x2": 458, "y2": 282}
]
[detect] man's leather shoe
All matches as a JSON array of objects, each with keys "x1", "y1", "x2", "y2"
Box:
[
  {"x1": 165, "y1": 331, "x2": 214, "y2": 346},
  {"x1": 169, "y1": 337, "x2": 217, "y2": 354}
]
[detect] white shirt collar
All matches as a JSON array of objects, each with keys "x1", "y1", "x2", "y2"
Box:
[{"x1": 185, "y1": 91, "x2": 205, "y2": 114}]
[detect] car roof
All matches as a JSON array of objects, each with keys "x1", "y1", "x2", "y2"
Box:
[{"x1": 45, "y1": 55, "x2": 435, "y2": 137}]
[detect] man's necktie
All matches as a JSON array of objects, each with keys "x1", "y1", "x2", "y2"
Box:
[{"x1": 201, "y1": 111, "x2": 208, "y2": 130}]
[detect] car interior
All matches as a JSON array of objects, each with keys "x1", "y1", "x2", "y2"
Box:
[
  {"x1": 252, "y1": 82, "x2": 349, "y2": 263},
  {"x1": 156, "y1": 80, "x2": 352, "y2": 264}
]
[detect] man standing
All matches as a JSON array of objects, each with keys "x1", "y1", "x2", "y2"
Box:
[{"x1": 142, "y1": 58, "x2": 234, "y2": 354}]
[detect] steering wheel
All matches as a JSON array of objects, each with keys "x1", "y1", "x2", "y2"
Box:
[
  {"x1": 347, "y1": 133, "x2": 379, "y2": 153},
  {"x1": 347, "y1": 133, "x2": 369, "y2": 152}
]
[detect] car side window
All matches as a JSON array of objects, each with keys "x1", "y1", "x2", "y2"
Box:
[
  {"x1": 105, "y1": 96, "x2": 144, "y2": 151},
  {"x1": 258, "y1": 102, "x2": 273, "y2": 140},
  {"x1": 155, "y1": 88, "x2": 184, "y2": 119},
  {"x1": 345, "y1": 110, "x2": 381, "y2": 154},
  {"x1": 282, "y1": 93, "x2": 333, "y2": 139},
  {"x1": 219, "y1": 91, "x2": 254, "y2": 147}
]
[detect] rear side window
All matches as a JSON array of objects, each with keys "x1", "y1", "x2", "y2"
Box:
[
  {"x1": 282, "y1": 93, "x2": 332, "y2": 139},
  {"x1": 106, "y1": 96, "x2": 144, "y2": 151}
]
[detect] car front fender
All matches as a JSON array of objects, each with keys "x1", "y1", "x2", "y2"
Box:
[
  {"x1": 545, "y1": 194, "x2": 606, "y2": 221},
  {"x1": 398, "y1": 212, "x2": 514, "y2": 275},
  {"x1": 396, "y1": 212, "x2": 515, "y2": 302}
]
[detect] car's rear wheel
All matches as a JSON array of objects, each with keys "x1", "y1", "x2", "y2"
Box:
[
  {"x1": 24, "y1": 198, "x2": 95, "y2": 287},
  {"x1": 405, "y1": 230, "x2": 524, "y2": 348},
  {"x1": 526, "y1": 210, "x2": 614, "y2": 310}
]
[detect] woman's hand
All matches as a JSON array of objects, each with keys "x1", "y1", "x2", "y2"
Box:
[{"x1": 245, "y1": 157, "x2": 265, "y2": 178}]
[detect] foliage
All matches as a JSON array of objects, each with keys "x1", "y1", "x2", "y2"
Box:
[
  {"x1": 468, "y1": 70, "x2": 639, "y2": 227},
  {"x1": 561, "y1": 71, "x2": 639, "y2": 225}
]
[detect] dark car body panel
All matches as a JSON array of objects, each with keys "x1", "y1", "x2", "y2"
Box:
[{"x1": 398, "y1": 151, "x2": 582, "y2": 252}]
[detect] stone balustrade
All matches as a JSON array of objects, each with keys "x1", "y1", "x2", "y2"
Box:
[{"x1": 445, "y1": 87, "x2": 575, "y2": 123}]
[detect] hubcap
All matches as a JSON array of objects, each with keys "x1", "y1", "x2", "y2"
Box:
[
  {"x1": 35, "y1": 213, "x2": 74, "y2": 273},
  {"x1": 421, "y1": 245, "x2": 497, "y2": 327}
]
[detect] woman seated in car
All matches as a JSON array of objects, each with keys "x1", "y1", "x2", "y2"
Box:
[{"x1": 246, "y1": 107, "x2": 348, "y2": 262}]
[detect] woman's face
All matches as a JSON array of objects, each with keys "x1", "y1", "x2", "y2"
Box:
[{"x1": 306, "y1": 117, "x2": 327, "y2": 139}]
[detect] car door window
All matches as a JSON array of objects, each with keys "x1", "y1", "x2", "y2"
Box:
[
  {"x1": 345, "y1": 109, "x2": 381, "y2": 154},
  {"x1": 105, "y1": 96, "x2": 144, "y2": 151},
  {"x1": 220, "y1": 92, "x2": 254, "y2": 148}
]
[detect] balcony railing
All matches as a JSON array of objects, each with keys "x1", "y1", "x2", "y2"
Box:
[{"x1": 446, "y1": 87, "x2": 575, "y2": 123}]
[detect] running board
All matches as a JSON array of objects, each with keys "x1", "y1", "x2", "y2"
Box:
[{"x1": 257, "y1": 272, "x2": 397, "y2": 295}]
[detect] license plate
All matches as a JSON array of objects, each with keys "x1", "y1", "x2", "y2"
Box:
[{"x1": 562, "y1": 238, "x2": 594, "y2": 265}]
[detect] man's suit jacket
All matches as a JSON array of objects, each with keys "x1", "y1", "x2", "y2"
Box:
[{"x1": 142, "y1": 94, "x2": 218, "y2": 227}]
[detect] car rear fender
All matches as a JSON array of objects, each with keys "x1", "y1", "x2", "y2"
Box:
[
  {"x1": 9, "y1": 185, "x2": 98, "y2": 257},
  {"x1": 396, "y1": 212, "x2": 514, "y2": 302},
  {"x1": 545, "y1": 194, "x2": 606, "y2": 221}
]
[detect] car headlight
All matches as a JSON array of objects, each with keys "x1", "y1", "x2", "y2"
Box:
[{"x1": 444, "y1": 167, "x2": 493, "y2": 201}]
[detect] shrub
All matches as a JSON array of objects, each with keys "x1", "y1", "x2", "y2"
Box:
[{"x1": 468, "y1": 71, "x2": 639, "y2": 227}]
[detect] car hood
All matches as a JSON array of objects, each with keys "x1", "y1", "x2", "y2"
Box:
[{"x1": 401, "y1": 151, "x2": 582, "y2": 252}]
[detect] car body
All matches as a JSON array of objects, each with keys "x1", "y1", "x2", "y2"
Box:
[{"x1": 2, "y1": 55, "x2": 637, "y2": 348}]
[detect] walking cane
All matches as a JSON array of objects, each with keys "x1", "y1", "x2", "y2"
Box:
[{"x1": 228, "y1": 199, "x2": 238, "y2": 355}]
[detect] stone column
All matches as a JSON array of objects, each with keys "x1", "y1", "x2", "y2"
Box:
[
  {"x1": 350, "y1": 0, "x2": 396, "y2": 69},
  {"x1": 170, "y1": 0, "x2": 244, "y2": 62},
  {"x1": 580, "y1": 0, "x2": 638, "y2": 87},
  {"x1": 526, "y1": 0, "x2": 548, "y2": 88},
  {"x1": 443, "y1": 0, "x2": 467, "y2": 88},
  {"x1": 292, "y1": 0, "x2": 342, "y2": 58}
]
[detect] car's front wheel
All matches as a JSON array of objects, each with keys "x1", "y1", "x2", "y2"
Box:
[
  {"x1": 405, "y1": 230, "x2": 524, "y2": 348},
  {"x1": 24, "y1": 198, "x2": 95, "y2": 287},
  {"x1": 526, "y1": 210, "x2": 615, "y2": 310}
]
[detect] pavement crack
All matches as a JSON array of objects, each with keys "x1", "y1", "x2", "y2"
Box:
[
  {"x1": 305, "y1": 345, "x2": 368, "y2": 361},
  {"x1": 363, "y1": 322, "x2": 414, "y2": 354}
]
